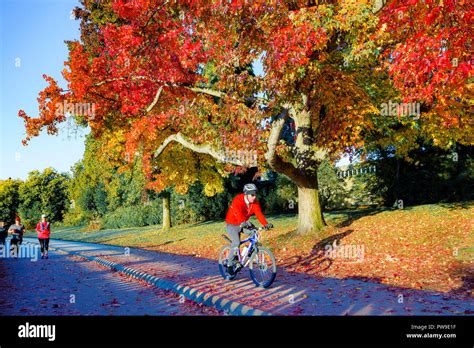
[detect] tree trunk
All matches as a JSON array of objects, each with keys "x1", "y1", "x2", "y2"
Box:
[
  {"x1": 296, "y1": 186, "x2": 326, "y2": 235},
  {"x1": 162, "y1": 192, "x2": 171, "y2": 231},
  {"x1": 292, "y1": 102, "x2": 326, "y2": 235},
  {"x1": 264, "y1": 105, "x2": 327, "y2": 235}
]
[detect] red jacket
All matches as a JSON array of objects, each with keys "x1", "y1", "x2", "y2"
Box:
[
  {"x1": 36, "y1": 222, "x2": 51, "y2": 239},
  {"x1": 225, "y1": 193, "x2": 268, "y2": 226}
]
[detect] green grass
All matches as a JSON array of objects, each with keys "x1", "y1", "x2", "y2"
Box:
[
  {"x1": 24, "y1": 203, "x2": 471, "y2": 257},
  {"x1": 23, "y1": 208, "x2": 386, "y2": 249}
]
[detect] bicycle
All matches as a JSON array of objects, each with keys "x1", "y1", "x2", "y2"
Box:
[{"x1": 218, "y1": 224, "x2": 277, "y2": 288}]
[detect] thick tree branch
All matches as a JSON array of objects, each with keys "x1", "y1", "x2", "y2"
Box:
[
  {"x1": 186, "y1": 86, "x2": 269, "y2": 105},
  {"x1": 186, "y1": 86, "x2": 225, "y2": 98},
  {"x1": 372, "y1": 0, "x2": 387, "y2": 14},
  {"x1": 146, "y1": 86, "x2": 164, "y2": 113},
  {"x1": 154, "y1": 133, "x2": 244, "y2": 166},
  {"x1": 264, "y1": 108, "x2": 309, "y2": 187},
  {"x1": 93, "y1": 76, "x2": 269, "y2": 105},
  {"x1": 265, "y1": 109, "x2": 289, "y2": 163}
]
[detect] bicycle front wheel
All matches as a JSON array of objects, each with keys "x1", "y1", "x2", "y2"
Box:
[{"x1": 249, "y1": 247, "x2": 277, "y2": 288}]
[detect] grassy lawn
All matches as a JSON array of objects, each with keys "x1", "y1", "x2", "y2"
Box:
[{"x1": 25, "y1": 202, "x2": 474, "y2": 295}]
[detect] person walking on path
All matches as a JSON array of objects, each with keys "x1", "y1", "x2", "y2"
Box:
[
  {"x1": 0, "y1": 221, "x2": 8, "y2": 246},
  {"x1": 8, "y1": 217, "x2": 25, "y2": 257},
  {"x1": 36, "y1": 214, "x2": 51, "y2": 259}
]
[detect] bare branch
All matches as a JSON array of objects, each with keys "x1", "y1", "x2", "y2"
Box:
[
  {"x1": 154, "y1": 132, "x2": 244, "y2": 166},
  {"x1": 372, "y1": 0, "x2": 387, "y2": 14},
  {"x1": 92, "y1": 76, "x2": 270, "y2": 105},
  {"x1": 146, "y1": 86, "x2": 164, "y2": 113},
  {"x1": 264, "y1": 108, "x2": 308, "y2": 186},
  {"x1": 265, "y1": 108, "x2": 289, "y2": 163}
]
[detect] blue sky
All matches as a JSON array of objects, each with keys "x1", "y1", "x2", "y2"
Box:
[{"x1": 0, "y1": 0, "x2": 87, "y2": 180}]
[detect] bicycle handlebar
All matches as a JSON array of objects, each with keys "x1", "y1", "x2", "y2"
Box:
[{"x1": 245, "y1": 225, "x2": 273, "y2": 235}]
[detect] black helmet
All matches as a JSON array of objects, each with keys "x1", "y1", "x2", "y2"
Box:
[{"x1": 243, "y1": 183, "x2": 257, "y2": 195}]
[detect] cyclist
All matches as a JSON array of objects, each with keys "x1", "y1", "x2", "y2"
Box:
[{"x1": 224, "y1": 183, "x2": 273, "y2": 275}]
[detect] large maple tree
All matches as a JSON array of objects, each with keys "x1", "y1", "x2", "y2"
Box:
[{"x1": 19, "y1": 0, "x2": 472, "y2": 235}]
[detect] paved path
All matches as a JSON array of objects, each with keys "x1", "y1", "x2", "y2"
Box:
[
  {"x1": 0, "y1": 238, "x2": 220, "y2": 315},
  {"x1": 9, "y1": 237, "x2": 472, "y2": 316}
]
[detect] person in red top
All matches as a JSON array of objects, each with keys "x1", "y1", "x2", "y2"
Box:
[
  {"x1": 225, "y1": 183, "x2": 272, "y2": 274},
  {"x1": 36, "y1": 214, "x2": 51, "y2": 259}
]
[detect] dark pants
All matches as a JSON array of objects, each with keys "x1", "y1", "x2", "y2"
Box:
[
  {"x1": 9, "y1": 237, "x2": 21, "y2": 257},
  {"x1": 10, "y1": 234, "x2": 22, "y2": 244},
  {"x1": 38, "y1": 238, "x2": 50, "y2": 254},
  {"x1": 0, "y1": 231, "x2": 7, "y2": 245}
]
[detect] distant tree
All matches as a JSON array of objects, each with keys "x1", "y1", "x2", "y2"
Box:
[
  {"x1": 18, "y1": 168, "x2": 70, "y2": 227},
  {"x1": 0, "y1": 179, "x2": 22, "y2": 224},
  {"x1": 365, "y1": 143, "x2": 474, "y2": 206}
]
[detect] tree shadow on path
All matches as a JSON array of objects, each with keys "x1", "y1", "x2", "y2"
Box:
[{"x1": 282, "y1": 229, "x2": 354, "y2": 274}]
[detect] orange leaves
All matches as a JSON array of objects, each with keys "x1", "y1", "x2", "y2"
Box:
[
  {"x1": 112, "y1": 0, "x2": 152, "y2": 20},
  {"x1": 275, "y1": 204, "x2": 474, "y2": 294},
  {"x1": 64, "y1": 42, "x2": 93, "y2": 101},
  {"x1": 377, "y1": 0, "x2": 473, "y2": 140},
  {"x1": 19, "y1": 74, "x2": 69, "y2": 145}
]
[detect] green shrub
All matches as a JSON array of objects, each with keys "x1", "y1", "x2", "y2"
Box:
[
  {"x1": 261, "y1": 174, "x2": 297, "y2": 214},
  {"x1": 102, "y1": 201, "x2": 162, "y2": 229},
  {"x1": 61, "y1": 210, "x2": 89, "y2": 227},
  {"x1": 171, "y1": 183, "x2": 232, "y2": 225}
]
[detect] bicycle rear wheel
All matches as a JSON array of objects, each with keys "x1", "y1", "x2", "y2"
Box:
[
  {"x1": 218, "y1": 245, "x2": 237, "y2": 280},
  {"x1": 249, "y1": 247, "x2": 277, "y2": 288}
]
